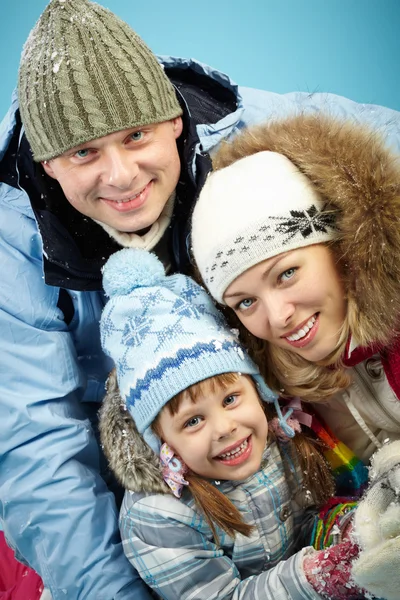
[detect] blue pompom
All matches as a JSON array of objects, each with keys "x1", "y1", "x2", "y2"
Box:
[{"x1": 102, "y1": 249, "x2": 165, "y2": 297}]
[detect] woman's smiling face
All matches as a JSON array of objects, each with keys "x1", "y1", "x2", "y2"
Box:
[{"x1": 223, "y1": 244, "x2": 347, "y2": 363}]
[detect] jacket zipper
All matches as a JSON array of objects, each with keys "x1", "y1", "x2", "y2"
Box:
[{"x1": 353, "y1": 364, "x2": 400, "y2": 429}]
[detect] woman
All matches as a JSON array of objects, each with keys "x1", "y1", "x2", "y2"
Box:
[{"x1": 191, "y1": 113, "x2": 400, "y2": 463}]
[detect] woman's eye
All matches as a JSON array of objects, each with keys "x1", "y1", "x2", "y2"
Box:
[
  {"x1": 238, "y1": 298, "x2": 254, "y2": 311},
  {"x1": 280, "y1": 267, "x2": 297, "y2": 282},
  {"x1": 130, "y1": 131, "x2": 144, "y2": 142},
  {"x1": 74, "y1": 149, "x2": 90, "y2": 158},
  {"x1": 184, "y1": 416, "x2": 201, "y2": 428},
  {"x1": 223, "y1": 394, "x2": 237, "y2": 407}
]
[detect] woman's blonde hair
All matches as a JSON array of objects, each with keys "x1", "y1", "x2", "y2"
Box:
[{"x1": 153, "y1": 373, "x2": 334, "y2": 543}]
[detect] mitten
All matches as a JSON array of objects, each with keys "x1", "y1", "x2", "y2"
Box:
[
  {"x1": 303, "y1": 540, "x2": 364, "y2": 600},
  {"x1": 352, "y1": 440, "x2": 400, "y2": 600}
]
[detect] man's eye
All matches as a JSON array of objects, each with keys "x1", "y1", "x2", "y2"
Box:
[
  {"x1": 74, "y1": 149, "x2": 90, "y2": 158},
  {"x1": 130, "y1": 131, "x2": 144, "y2": 142}
]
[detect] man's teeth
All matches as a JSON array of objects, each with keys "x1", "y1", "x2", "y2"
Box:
[
  {"x1": 116, "y1": 190, "x2": 143, "y2": 203},
  {"x1": 286, "y1": 315, "x2": 316, "y2": 342},
  {"x1": 219, "y1": 439, "x2": 248, "y2": 459}
]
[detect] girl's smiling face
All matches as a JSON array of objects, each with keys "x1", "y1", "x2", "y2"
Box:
[
  {"x1": 223, "y1": 244, "x2": 347, "y2": 363},
  {"x1": 156, "y1": 375, "x2": 268, "y2": 482}
]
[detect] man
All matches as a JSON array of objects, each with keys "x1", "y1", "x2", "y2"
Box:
[{"x1": 0, "y1": 0, "x2": 399, "y2": 598}]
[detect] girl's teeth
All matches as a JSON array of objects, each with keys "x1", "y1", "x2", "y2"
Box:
[
  {"x1": 286, "y1": 315, "x2": 316, "y2": 342},
  {"x1": 219, "y1": 439, "x2": 248, "y2": 459}
]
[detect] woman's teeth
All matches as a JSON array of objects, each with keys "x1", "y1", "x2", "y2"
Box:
[
  {"x1": 219, "y1": 439, "x2": 248, "y2": 459},
  {"x1": 286, "y1": 315, "x2": 316, "y2": 342}
]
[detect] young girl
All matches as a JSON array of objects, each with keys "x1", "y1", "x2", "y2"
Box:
[
  {"x1": 98, "y1": 247, "x2": 390, "y2": 600},
  {"x1": 191, "y1": 113, "x2": 400, "y2": 466}
]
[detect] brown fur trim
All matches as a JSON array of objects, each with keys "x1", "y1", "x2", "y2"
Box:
[
  {"x1": 213, "y1": 114, "x2": 400, "y2": 346},
  {"x1": 98, "y1": 369, "x2": 169, "y2": 494}
]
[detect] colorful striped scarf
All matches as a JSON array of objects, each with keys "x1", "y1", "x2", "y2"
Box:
[{"x1": 282, "y1": 398, "x2": 369, "y2": 498}]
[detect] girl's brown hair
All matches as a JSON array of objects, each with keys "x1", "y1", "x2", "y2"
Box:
[{"x1": 153, "y1": 373, "x2": 334, "y2": 543}]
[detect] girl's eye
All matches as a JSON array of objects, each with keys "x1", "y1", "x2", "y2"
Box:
[
  {"x1": 184, "y1": 416, "x2": 202, "y2": 429},
  {"x1": 74, "y1": 149, "x2": 90, "y2": 159},
  {"x1": 223, "y1": 394, "x2": 237, "y2": 407},
  {"x1": 130, "y1": 131, "x2": 144, "y2": 142},
  {"x1": 279, "y1": 267, "x2": 297, "y2": 282},
  {"x1": 238, "y1": 298, "x2": 254, "y2": 311}
]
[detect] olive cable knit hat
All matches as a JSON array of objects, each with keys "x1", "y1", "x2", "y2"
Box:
[{"x1": 18, "y1": 0, "x2": 183, "y2": 161}]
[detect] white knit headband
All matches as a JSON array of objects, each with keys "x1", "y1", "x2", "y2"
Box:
[{"x1": 192, "y1": 151, "x2": 336, "y2": 303}]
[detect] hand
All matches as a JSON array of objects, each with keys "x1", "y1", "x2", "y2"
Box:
[
  {"x1": 351, "y1": 440, "x2": 400, "y2": 600},
  {"x1": 303, "y1": 540, "x2": 364, "y2": 599}
]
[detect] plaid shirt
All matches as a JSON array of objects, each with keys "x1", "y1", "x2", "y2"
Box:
[{"x1": 120, "y1": 442, "x2": 321, "y2": 599}]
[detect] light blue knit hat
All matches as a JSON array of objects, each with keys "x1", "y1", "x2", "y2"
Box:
[{"x1": 101, "y1": 248, "x2": 279, "y2": 452}]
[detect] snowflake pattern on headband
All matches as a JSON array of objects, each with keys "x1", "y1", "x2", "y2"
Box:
[
  {"x1": 273, "y1": 205, "x2": 336, "y2": 244},
  {"x1": 204, "y1": 204, "x2": 336, "y2": 284}
]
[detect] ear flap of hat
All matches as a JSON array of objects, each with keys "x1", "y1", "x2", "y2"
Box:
[{"x1": 99, "y1": 370, "x2": 168, "y2": 494}]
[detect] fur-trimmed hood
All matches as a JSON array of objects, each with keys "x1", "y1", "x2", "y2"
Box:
[
  {"x1": 99, "y1": 369, "x2": 169, "y2": 495},
  {"x1": 212, "y1": 114, "x2": 400, "y2": 348}
]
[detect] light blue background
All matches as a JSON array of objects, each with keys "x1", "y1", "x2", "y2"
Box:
[{"x1": 1, "y1": 0, "x2": 400, "y2": 120}]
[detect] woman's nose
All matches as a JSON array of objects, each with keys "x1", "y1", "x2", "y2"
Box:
[{"x1": 263, "y1": 294, "x2": 295, "y2": 330}]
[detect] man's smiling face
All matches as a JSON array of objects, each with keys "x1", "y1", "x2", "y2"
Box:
[{"x1": 42, "y1": 118, "x2": 183, "y2": 232}]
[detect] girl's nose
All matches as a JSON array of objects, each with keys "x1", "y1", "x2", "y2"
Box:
[{"x1": 213, "y1": 415, "x2": 237, "y2": 441}]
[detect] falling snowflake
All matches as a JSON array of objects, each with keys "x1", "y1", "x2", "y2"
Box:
[{"x1": 213, "y1": 340, "x2": 223, "y2": 351}]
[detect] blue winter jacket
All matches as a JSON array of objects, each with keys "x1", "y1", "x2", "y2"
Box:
[{"x1": 0, "y1": 56, "x2": 399, "y2": 600}]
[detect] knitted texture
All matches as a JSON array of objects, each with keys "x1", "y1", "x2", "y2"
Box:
[
  {"x1": 100, "y1": 248, "x2": 277, "y2": 452},
  {"x1": 192, "y1": 151, "x2": 336, "y2": 303},
  {"x1": 351, "y1": 441, "x2": 400, "y2": 600},
  {"x1": 18, "y1": 0, "x2": 182, "y2": 161}
]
